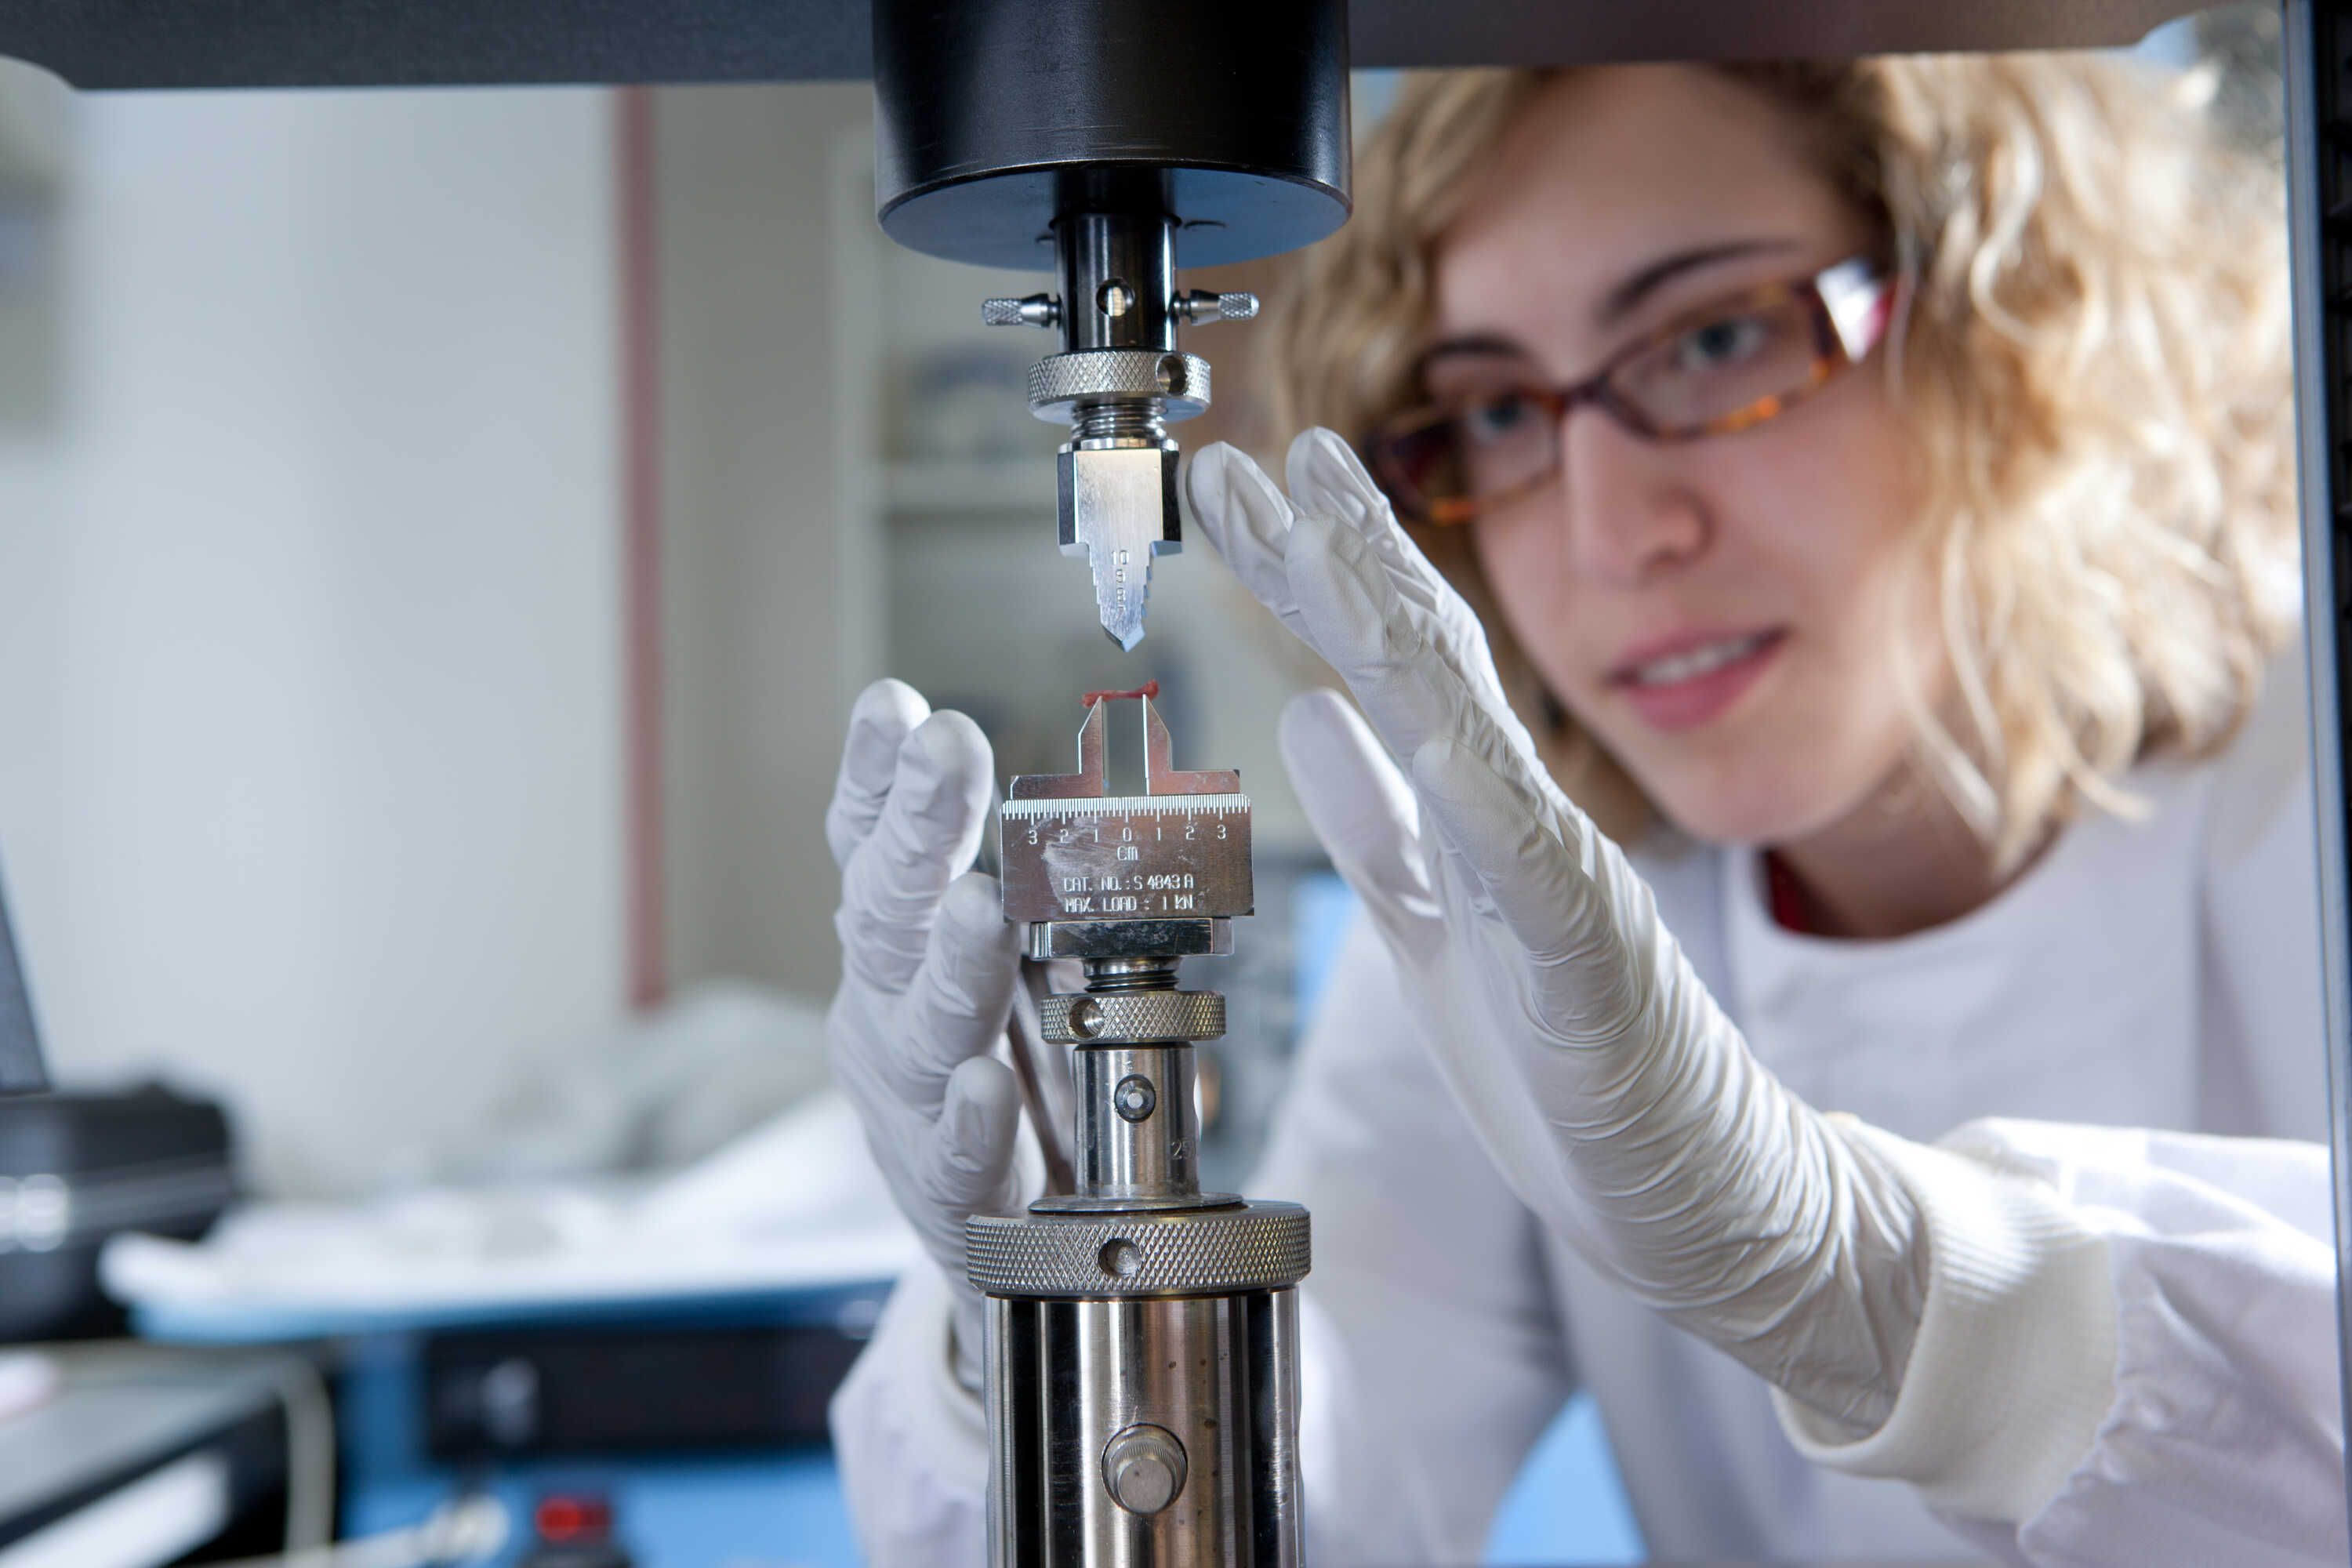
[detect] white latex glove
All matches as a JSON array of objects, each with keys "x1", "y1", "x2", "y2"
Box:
[
  {"x1": 826, "y1": 677, "x2": 1024, "y2": 1392},
  {"x1": 1188, "y1": 430, "x2": 1928, "y2": 1431}
]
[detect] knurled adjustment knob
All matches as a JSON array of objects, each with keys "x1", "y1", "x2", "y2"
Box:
[
  {"x1": 1175, "y1": 289, "x2": 1259, "y2": 323},
  {"x1": 1040, "y1": 990, "x2": 1225, "y2": 1044},
  {"x1": 981, "y1": 292, "x2": 1059, "y2": 328}
]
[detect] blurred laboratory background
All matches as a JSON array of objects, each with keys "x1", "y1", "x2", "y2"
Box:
[
  {"x1": 0, "y1": 9, "x2": 2283, "y2": 1567},
  {"x1": 0, "y1": 49, "x2": 1367, "y2": 1568}
]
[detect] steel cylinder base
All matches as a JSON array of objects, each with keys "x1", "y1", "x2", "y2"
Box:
[{"x1": 985, "y1": 1288, "x2": 1301, "y2": 1567}]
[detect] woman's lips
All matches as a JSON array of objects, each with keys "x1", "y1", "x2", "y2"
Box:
[{"x1": 1608, "y1": 628, "x2": 1788, "y2": 732}]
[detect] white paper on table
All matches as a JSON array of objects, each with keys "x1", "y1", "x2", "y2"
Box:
[{"x1": 100, "y1": 1089, "x2": 919, "y2": 1317}]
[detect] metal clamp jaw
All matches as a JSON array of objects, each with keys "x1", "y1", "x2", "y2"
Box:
[{"x1": 981, "y1": 216, "x2": 1260, "y2": 654}]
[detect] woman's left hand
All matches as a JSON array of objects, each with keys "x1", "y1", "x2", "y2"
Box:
[{"x1": 1187, "y1": 428, "x2": 1929, "y2": 1432}]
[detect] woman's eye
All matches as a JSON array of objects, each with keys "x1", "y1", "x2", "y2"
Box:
[
  {"x1": 1674, "y1": 314, "x2": 1768, "y2": 371},
  {"x1": 1459, "y1": 393, "x2": 1536, "y2": 445}
]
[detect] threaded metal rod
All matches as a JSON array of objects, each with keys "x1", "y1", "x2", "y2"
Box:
[
  {"x1": 1082, "y1": 954, "x2": 1182, "y2": 993},
  {"x1": 1069, "y1": 399, "x2": 1172, "y2": 446}
]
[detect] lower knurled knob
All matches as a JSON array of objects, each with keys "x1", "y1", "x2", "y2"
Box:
[{"x1": 1040, "y1": 990, "x2": 1225, "y2": 1045}]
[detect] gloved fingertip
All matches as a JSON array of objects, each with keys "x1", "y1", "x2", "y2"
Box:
[
  {"x1": 1221, "y1": 445, "x2": 1294, "y2": 539},
  {"x1": 1190, "y1": 446, "x2": 1304, "y2": 631},
  {"x1": 1283, "y1": 507, "x2": 1396, "y2": 668},
  {"x1": 909, "y1": 705, "x2": 986, "y2": 757},
  {"x1": 1407, "y1": 736, "x2": 1554, "y2": 919},
  {"x1": 940, "y1": 870, "x2": 1015, "y2": 946},
  {"x1": 901, "y1": 709, "x2": 994, "y2": 798},
  {"x1": 1407, "y1": 737, "x2": 1507, "y2": 866},
  {"x1": 1282, "y1": 426, "x2": 1338, "y2": 497},
  {"x1": 1182, "y1": 442, "x2": 1232, "y2": 521},
  {"x1": 829, "y1": 680, "x2": 938, "y2": 866},
  {"x1": 943, "y1": 1055, "x2": 1022, "y2": 1159},
  {"x1": 851, "y1": 676, "x2": 931, "y2": 732},
  {"x1": 1408, "y1": 734, "x2": 1486, "y2": 809},
  {"x1": 1286, "y1": 426, "x2": 1388, "y2": 534},
  {"x1": 1285, "y1": 492, "x2": 1377, "y2": 567}
]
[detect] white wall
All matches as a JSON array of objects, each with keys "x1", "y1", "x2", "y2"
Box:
[
  {"x1": 655, "y1": 84, "x2": 880, "y2": 1000},
  {"x1": 0, "y1": 82, "x2": 625, "y2": 1196}
]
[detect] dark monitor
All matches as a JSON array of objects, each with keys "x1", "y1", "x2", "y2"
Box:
[{"x1": 0, "y1": 858, "x2": 47, "y2": 1095}]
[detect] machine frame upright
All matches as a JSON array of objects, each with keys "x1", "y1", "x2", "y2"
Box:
[{"x1": 2284, "y1": 0, "x2": 2352, "y2": 1512}]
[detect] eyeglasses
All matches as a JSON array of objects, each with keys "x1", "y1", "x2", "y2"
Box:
[{"x1": 1368, "y1": 256, "x2": 1896, "y2": 528}]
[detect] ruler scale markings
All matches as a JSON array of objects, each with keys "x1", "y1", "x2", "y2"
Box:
[{"x1": 999, "y1": 795, "x2": 1254, "y2": 924}]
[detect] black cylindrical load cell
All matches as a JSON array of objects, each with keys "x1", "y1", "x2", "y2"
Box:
[{"x1": 871, "y1": 0, "x2": 1352, "y2": 270}]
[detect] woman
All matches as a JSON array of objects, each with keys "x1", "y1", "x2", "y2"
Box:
[{"x1": 823, "y1": 53, "x2": 2343, "y2": 1566}]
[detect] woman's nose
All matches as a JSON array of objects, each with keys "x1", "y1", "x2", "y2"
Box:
[{"x1": 1555, "y1": 407, "x2": 1710, "y2": 584}]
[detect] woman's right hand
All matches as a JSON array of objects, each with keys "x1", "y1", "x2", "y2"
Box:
[
  {"x1": 1187, "y1": 431, "x2": 1934, "y2": 1436},
  {"x1": 826, "y1": 678, "x2": 1025, "y2": 1392}
]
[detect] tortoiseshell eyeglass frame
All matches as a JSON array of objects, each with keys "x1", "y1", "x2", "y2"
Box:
[{"x1": 1368, "y1": 255, "x2": 1897, "y2": 528}]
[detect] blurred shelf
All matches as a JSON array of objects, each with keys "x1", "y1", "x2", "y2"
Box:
[{"x1": 881, "y1": 458, "x2": 1055, "y2": 516}]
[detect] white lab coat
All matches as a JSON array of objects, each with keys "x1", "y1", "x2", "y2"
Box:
[{"x1": 830, "y1": 650, "x2": 2346, "y2": 1566}]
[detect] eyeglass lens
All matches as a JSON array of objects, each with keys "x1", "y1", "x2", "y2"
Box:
[{"x1": 1381, "y1": 288, "x2": 1824, "y2": 521}]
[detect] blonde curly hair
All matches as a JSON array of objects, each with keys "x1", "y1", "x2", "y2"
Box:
[{"x1": 1268, "y1": 56, "x2": 2296, "y2": 869}]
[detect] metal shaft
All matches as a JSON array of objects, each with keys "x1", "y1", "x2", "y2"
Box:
[
  {"x1": 1057, "y1": 212, "x2": 1177, "y2": 357},
  {"x1": 1073, "y1": 1044, "x2": 1200, "y2": 1201}
]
